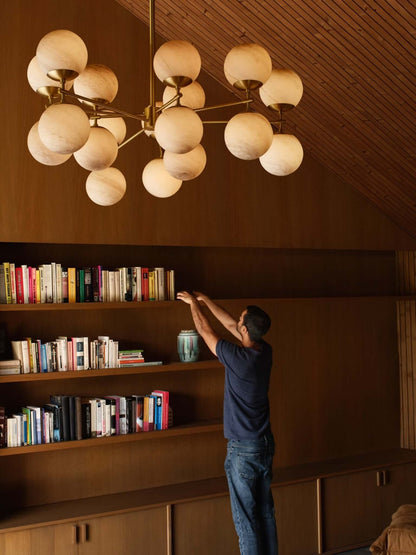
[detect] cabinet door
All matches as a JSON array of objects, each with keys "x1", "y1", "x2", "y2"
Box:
[
  {"x1": 322, "y1": 470, "x2": 384, "y2": 552},
  {"x1": 173, "y1": 495, "x2": 239, "y2": 555},
  {"x1": 77, "y1": 507, "x2": 167, "y2": 555},
  {"x1": 0, "y1": 523, "x2": 77, "y2": 555},
  {"x1": 273, "y1": 481, "x2": 318, "y2": 555},
  {"x1": 380, "y1": 462, "x2": 416, "y2": 528}
]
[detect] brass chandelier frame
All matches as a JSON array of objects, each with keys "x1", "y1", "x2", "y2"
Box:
[{"x1": 39, "y1": 0, "x2": 288, "y2": 152}]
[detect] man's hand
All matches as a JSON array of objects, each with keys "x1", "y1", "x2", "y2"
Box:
[
  {"x1": 193, "y1": 291, "x2": 209, "y2": 304},
  {"x1": 177, "y1": 291, "x2": 196, "y2": 305}
]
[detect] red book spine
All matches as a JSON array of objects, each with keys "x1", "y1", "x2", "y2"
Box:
[
  {"x1": 16, "y1": 267, "x2": 24, "y2": 304},
  {"x1": 141, "y1": 268, "x2": 149, "y2": 301}
]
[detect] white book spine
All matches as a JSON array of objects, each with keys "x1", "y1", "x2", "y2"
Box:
[
  {"x1": 83, "y1": 337, "x2": 89, "y2": 370},
  {"x1": 155, "y1": 267, "x2": 165, "y2": 301}
]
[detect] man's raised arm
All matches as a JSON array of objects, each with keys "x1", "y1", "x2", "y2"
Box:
[
  {"x1": 177, "y1": 291, "x2": 220, "y2": 355},
  {"x1": 193, "y1": 291, "x2": 241, "y2": 340}
]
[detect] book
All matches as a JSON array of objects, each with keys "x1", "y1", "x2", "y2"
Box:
[
  {"x1": 72, "y1": 337, "x2": 85, "y2": 370},
  {"x1": 68, "y1": 267, "x2": 76, "y2": 303},
  {"x1": 50, "y1": 395, "x2": 70, "y2": 441},
  {"x1": 0, "y1": 407, "x2": 6, "y2": 447},
  {"x1": 15, "y1": 267, "x2": 24, "y2": 304},
  {"x1": 26, "y1": 406, "x2": 42, "y2": 445},
  {"x1": 152, "y1": 390, "x2": 170, "y2": 430},
  {"x1": 3, "y1": 262, "x2": 12, "y2": 304},
  {"x1": 81, "y1": 399, "x2": 91, "y2": 439},
  {"x1": 41, "y1": 264, "x2": 53, "y2": 303},
  {"x1": 0, "y1": 359, "x2": 21, "y2": 375},
  {"x1": 11, "y1": 340, "x2": 30, "y2": 374},
  {"x1": 44, "y1": 403, "x2": 61, "y2": 442},
  {"x1": 0, "y1": 264, "x2": 7, "y2": 303},
  {"x1": 92, "y1": 265, "x2": 102, "y2": 302},
  {"x1": 143, "y1": 395, "x2": 155, "y2": 432},
  {"x1": 155, "y1": 267, "x2": 166, "y2": 301},
  {"x1": 132, "y1": 266, "x2": 142, "y2": 302},
  {"x1": 84, "y1": 267, "x2": 92, "y2": 302},
  {"x1": 9, "y1": 263, "x2": 16, "y2": 304},
  {"x1": 61, "y1": 268, "x2": 68, "y2": 303},
  {"x1": 148, "y1": 269, "x2": 156, "y2": 301},
  {"x1": 141, "y1": 268, "x2": 149, "y2": 301}
]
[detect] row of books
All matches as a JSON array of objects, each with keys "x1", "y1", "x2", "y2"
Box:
[
  {"x1": 0, "y1": 262, "x2": 175, "y2": 304},
  {"x1": 8, "y1": 336, "x2": 144, "y2": 374},
  {"x1": 0, "y1": 390, "x2": 170, "y2": 448}
]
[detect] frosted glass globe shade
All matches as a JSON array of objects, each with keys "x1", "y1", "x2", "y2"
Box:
[
  {"x1": 224, "y1": 112, "x2": 273, "y2": 160},
  {"x1": 36, "y1": 29, "x2": 88, "y2": 78},
  {"x1": 163, "y1": 81, "x2": 205, "y2": 109},
  {"x1": 259, "y1": 69, "x2": 303, "y2": 109},
  {"x1": 91, "y1": 117, "x2": 126, "y2": 144},
  {"x1": 27, "y1": 57, "x2": 73, "y2": 93},
  {"x1": 38, "y1": 104, "x2": 91, "y2": 154},
  {"x1": 259, "y1": 134, "x2": 303, "y2": 176},
  {"x1": 155, "y1": 107, "x2": 203, "y2": 154},
  {"x1": 74, "y1": 127, "x2": 118, "y2": 171},
  {"x1": 154, "y1": 40, "x2": 201, "y2": 86},
  {"x1": 74, "y1": 64, "x2": 118, "y2": 103},
  {"x1": 164, "y1": 144, "x2": 207, "y2": 181},
  {"x1": 86, "y1": 167, "x2": 126, "y2": 206},
  {"x1": 142, "y1": 159, "x2": 182, "y2": 198},
  {"x1": 224, "y1": 44, "x2": 272, "y2": 89},
  {"x1": 27, "y1": 122, "x2": 71, "y2": 166}
]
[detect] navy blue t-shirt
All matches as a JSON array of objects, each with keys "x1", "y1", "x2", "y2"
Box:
[{"x1": 216, "y1": 338, "x2": 273, "y2": 440}]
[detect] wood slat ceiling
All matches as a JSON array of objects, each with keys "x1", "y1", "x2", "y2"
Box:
[{"x1": 117, "y1": 0, "x2": 416, "y2": 238}]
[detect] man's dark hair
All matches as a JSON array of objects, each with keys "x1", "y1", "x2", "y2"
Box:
[{"x1": 243, "y1": 305, "x2": 271, "y2": 342}]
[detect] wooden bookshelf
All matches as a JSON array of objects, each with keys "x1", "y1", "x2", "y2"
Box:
[
  {"x1": 0, "y1": 419, "x2": 222, "y2": 457},
  {"x1": 0, "y1": 360, "x2": 222, "y2": 383}
]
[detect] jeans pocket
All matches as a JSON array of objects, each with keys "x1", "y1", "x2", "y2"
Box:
[{"x1": 237, "y1": 451, "x2": 264, "y2": 479}]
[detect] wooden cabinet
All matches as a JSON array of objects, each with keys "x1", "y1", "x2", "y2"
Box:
[
  {"x1": 0, "y1": 508, "x2": 167, "y2": 555},
  {"x1": 273, "y1": 481, "x2": 319, "y2": 555},
  {"x1": 173, "y1": 495, "x2": 238, "y2": 555},
  {"x1": 0, "y1": 523, "x2": 76, "y2": 555},
  {"x1": 77, "y1": 508, "x2": 167, "y2": 554},
  {"x1": 379, "y1": 462, "x2": 416, "y2": 529},
  {"x1": 322, "y1": 461, "x2": 416, "y2": 553},
  {"x1": 323, "y1": 469, "x2": 385, "y2": 551}
]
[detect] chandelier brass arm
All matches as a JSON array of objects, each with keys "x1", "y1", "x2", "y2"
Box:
[
  {"x1": 194, "y1": 98, "x2": 253, "y2": 113},
  {"x1": 61, "y1": 89, "x2": 146, "y2": 121}
]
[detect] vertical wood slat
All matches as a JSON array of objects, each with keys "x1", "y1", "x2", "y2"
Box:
[{"x1": 396, "y1": 251, "x2": 416, "y2": 449}]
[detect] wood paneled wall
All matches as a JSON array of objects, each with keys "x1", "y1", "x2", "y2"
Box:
[
  {"x1": 396, "y1": 252, "x2": 416, "y2": 449},
  {"x1": 2, "y1": 0, "x2": 416, "y2": 250}
]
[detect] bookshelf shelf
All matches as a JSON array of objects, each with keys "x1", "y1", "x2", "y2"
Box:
[
  {"x1": 0, "y1": 360, "x2": 222, "y2": 383},
  {"x1": 0, "y1": 419, "x2": 222, "y2": 457},
  {"x1": 0, "y1": 300, "x2": 180, "y2": 312}
]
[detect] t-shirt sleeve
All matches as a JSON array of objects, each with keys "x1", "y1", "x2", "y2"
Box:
[{"x1": 216, "y1": 339, "x2": 238, "y2": 366}]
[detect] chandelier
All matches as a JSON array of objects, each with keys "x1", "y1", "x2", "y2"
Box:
[{"x1": 27, "y1": 0, "x2": 303, "y2": 206}]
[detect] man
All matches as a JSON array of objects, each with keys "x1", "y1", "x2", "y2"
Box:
[{"x1": 177, "y1": 290, "x2": 278, "y2": 555}]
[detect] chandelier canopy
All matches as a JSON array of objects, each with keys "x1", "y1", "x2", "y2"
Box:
[{"x1": 27, "y1": 1, "x2": 303, "y2": 205}]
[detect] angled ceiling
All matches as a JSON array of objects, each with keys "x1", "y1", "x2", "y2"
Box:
[{"x1": 117, "y1": 0, "x2": 416, "y2": 238}]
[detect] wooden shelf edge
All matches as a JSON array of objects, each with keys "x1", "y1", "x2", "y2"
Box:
[
  {"x1": 0, "y1": 420, "x2": 223, "y2": 457},
  {"x1": 0, "y1": 300, "x2": 179, "y2": 312},
  {"x1": 0, "y1": 360, "x2": 222, "y2": 383},
  {"x1": 274, "y1": 447, "x2": 416, "y2": 485},
  {"x1": 0, "y1": 296, "x2": 407, "y2": 313}
]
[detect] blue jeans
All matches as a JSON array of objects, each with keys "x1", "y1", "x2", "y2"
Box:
[{"x1": 225, "y1": 433, "x2": 278, "y2": 555}]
